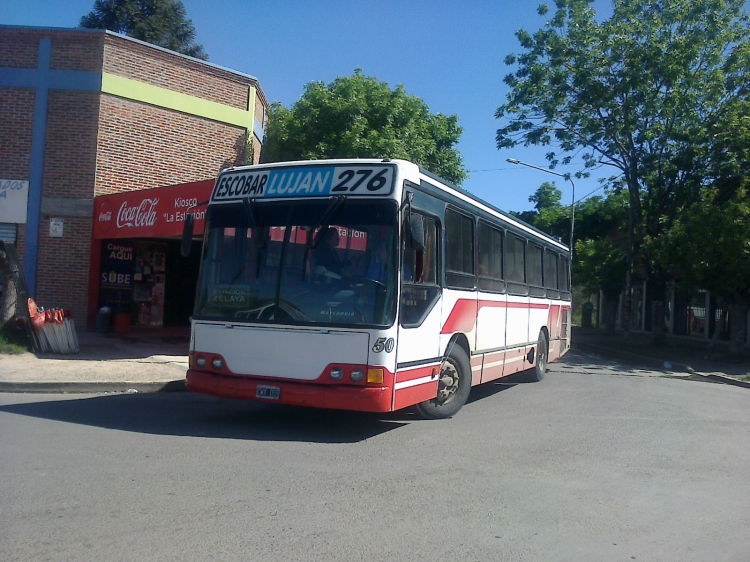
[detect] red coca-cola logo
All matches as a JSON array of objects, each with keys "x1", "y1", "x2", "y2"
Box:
[
  {"x1": 97, "y1": 200, "x2": 113, "y2": 234},
  {"x1": 117, "y1": 198, "x2": 159, "y2": 229}
]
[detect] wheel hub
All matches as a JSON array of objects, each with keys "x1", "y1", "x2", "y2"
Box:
[{"x1": 436, "y1": 360, "x2": 460, "y2": 403}]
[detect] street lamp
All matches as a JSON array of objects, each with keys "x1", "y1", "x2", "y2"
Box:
[{"x1": 506, "y1": 158, "x2": 576, "y2": 254}]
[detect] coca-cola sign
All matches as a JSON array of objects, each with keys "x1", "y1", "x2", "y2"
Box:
[
  {"x1": 117, "y1": 198, "x2": 159, "y2": 228},
  {"x1": 93, "y1": 180, "x2": 213, "y2": 240}
]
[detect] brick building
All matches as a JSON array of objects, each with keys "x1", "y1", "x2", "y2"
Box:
[{"x1": 0, "y1": 26, "x2": 268, "y2": 330}]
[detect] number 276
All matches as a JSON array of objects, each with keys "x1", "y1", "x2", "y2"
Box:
[{"x1": 331, "y1": 169, "x2": 389, "y2": 192}]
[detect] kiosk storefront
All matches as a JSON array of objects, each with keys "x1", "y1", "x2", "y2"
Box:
[{"x1": 88, "y1": 180, "x2": 212, "y2": 331}]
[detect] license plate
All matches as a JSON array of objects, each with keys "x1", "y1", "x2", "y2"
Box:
[{"x1": 256, "y1": 385, "x2": 281, "y2": 400}]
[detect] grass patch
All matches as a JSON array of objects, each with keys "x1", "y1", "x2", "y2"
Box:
[{"x1": 0, "y1": 320, "x2": 30, "y2": 354}]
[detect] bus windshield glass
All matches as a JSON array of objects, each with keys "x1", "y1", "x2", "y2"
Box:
[{"x1": 194, "y1": 199, "x2": 398, "y2": 327}]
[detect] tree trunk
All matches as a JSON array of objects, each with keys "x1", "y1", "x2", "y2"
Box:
[
  {"x1": 650, "y1": 281, "x2": 666, "y2": 346},
  {"x1": 728, "y1": 303, "x2": 748, "y2": 355},
  {"x1": 651, "y1": 300, "x2": 666, "y2": 346},
  {"x1": 605, "y1": 295, "x2": 618, "y2": 334}
]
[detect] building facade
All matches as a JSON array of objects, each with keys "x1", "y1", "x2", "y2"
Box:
[{"x1": 0, "y1": 26, "x2": 268, "y2": 329}]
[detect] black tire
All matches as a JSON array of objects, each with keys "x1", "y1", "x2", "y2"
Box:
[
  {"x1": 532, "y1": 330, "x2": 548, "y2": 382},
  {"x1": 415, "y1": 345, "x2": 472, "y2": 419}
]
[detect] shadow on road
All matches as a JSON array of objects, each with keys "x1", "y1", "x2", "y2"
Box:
[
  {"x1": 0, "y1": 393, "x2": 410, "y2": 444},
  {"x1": 0, "y1": 375, "x2": 527, "y2": 441}
]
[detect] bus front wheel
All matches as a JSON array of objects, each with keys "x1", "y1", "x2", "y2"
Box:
[{"x1": 416, "y1": 346, "x2": 472, "y2": 419}]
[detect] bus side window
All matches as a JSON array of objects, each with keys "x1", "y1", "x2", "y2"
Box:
[
  {"x1": 403, "y1": 216, "x2": 437, "y2": 285},
  {"x1": 559, "y1": 256, "x2": 570, "y2": 292},
  {"x1": 445, "y1": 208, "x2": 475, "y2": 289},
  {"x1": 505, "y1": 233, "x2": 527, "y2": 295},
  {"x1": 478, "y1": 221, "x2": 504, "y2": 292},
  {"x1": 401, "y1": 215, "x2": 440, "y2": 327}
]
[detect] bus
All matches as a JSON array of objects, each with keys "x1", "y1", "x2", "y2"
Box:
[{"x1": 182, "y1": 158, "x2": 571, "y2": 418}]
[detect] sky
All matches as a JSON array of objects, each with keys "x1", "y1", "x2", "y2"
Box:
[{"x1": 1, "y1": 0, "x2": 616, "y2": 213}]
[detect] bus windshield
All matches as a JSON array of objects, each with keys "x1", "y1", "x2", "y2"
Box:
[{"x1": 194, "y1": 199, "x2": 398, "y2": 327}]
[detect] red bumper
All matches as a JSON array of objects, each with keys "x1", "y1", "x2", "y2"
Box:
[{"x1": 186, "y1": 369, "x2": 393, "y2": 413}]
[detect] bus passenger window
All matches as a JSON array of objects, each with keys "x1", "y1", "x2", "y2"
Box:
[
  {"x1": 478, "y1": 221, "x2": 504, "y2": 292},
  {"x1": 527, "y1": 244, "x2": 543, "y2": 288},
  {"x1": 505, "y1": 234, "x2": 526, "y2": 285},
  {"x1": 445, "y1": 208, "x2": 475, "y2": 289},
  {"x1": 559, "y1": 257, "x2": 570, "y2": 292},
  {"x1": 544, "y1": 250, "x2": 558, "y2": 289}
]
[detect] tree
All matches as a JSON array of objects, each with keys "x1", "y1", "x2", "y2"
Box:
[
  {"x1": 80, "y1": 0, "x2": 207, "y2": 60},
  {"x1": 513, "y1": 184, "x2": 629, "y2": 331},
  {"x1": 513, "y1": 181, "x2": 569, "y2": 242},
  {"x1": 654, "y1": 101, "x2": 750, "y2": 352},
  {"x1": 496, "y1": 0, "x2": 750, "y2": 335},
  {"x1": 264, "y1": 70, "x2": 468, "y2": 185}
]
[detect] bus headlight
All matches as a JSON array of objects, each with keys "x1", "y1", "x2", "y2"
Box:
[
  {"x1": 211, "y1": 357, "x2": 224, "y2": 370},
  {"x1": 350, "y1": 369, "x2": 365, "y2": 382},
  {"x1": 196, "y1": 356, "x2": 206, "y2": 368},
  {"x1": 330, "y1": 367, "x2": 343, "y2": 380}
]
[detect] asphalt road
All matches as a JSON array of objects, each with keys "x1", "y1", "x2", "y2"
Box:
[{"x1": 1, "y1": 351, "x2": 749, "y2": 562}]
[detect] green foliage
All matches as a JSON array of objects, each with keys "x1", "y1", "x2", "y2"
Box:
[
  {"x1": 662, "y1": 186, "x2": 750, "y2": 305},
  {"x1": 513, "y1": 182, "x2": 628, "y2": 298},
  {"x1": 264, "y1": 70, "x2": 468, "y2": 185},
  {"x1": 574, "y1": 237, "x2": 627, "y2": 298},
  {"x1": 80, "y1": 0, "x2": 207, "y2": 60},
  {"x1": 513, "y1": 181, "x2": 570, "y2": 242},
  {"x1": 0, "y1": 320, "x2": 29, "y2": 354},
  {"x1": 497, "y1": 0, "x2": 750, "y2": 296}
]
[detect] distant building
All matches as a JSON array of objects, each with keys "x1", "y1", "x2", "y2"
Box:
[{"x1": 0, "y1": 26, "x2": 268, "y2": 330}]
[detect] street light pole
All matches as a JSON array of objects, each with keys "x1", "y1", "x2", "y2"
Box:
[{"x1": 506, "y1": 158, "x2": 576, "y2": 254}]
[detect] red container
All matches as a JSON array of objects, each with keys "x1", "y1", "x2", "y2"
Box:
[{"x1": 114, "y1": 313, "x2": 131, "y2": 334}]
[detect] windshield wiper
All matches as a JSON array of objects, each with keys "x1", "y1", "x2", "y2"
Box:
[{"x1": 242, "y1": 197, "x2": 269, "y2": 279}]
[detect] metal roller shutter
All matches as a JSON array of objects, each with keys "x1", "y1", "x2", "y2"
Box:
[{"x1": 0, "y1": 223, "x2": 17, "y2": 242}]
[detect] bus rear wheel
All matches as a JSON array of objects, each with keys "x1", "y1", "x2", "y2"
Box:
[
  {"x1": 532, "y1": 330, "x2": 548, "y2": 382},
  {"x1": 415, "y1": 346, "x2": 472, "y2": 419}
]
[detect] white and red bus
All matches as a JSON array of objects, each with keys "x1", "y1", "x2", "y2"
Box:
[{"x1": 183, "y1": 158, "x2": 571, "y2": 418}]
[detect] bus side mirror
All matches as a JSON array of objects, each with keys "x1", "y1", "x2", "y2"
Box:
[
  {"x1": 181, "y1": 214, "x2": 195, "y2": 257},
  {"x1": 407, "y1": 214, "x2": 425, "y2": 251}
]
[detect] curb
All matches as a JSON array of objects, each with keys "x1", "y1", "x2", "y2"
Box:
[
  {"x1": 0, "y1": 379, "x2": 185, "y2": 394},
  {"x1": 693, "y1": 373, "x2": 750, "y2": 390}
]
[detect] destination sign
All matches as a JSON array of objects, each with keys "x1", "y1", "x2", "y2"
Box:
[{"x1": 210, "y1": 164, "x2": 395, "y2": 203}]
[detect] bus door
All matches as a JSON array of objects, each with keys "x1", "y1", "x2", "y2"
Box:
[{"x1": 394, "y1": 214, "x2": 442, "y2": 410}]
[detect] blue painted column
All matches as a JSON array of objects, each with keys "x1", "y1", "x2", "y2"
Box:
[
  {"x1": 0, "y1": 36, "x2": 102, "y2": 297},
  {"x1": 24, "y1": 38, "x2": 52, "y2": 297}
]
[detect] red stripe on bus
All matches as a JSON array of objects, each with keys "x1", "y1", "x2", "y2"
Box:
[
  {"x1": 395, "y1": 364, "x2": 438, "y2": 383},
  {"x1": 393, "y1": 379, "x2": 439, "y2": 411},
  {"x1": 440, "y1": 298, "x2": 550, "y2": 334}
]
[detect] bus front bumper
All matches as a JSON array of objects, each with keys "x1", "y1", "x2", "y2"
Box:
[{"x1": 186, "y1": 369, "x2": 393, "y2": 412}]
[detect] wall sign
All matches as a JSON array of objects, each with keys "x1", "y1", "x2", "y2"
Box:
[
  {"x1": 0, "y1": 179, "x2": 30, "y2": 223},
  {"x1": 99, "y1": 241, "x2": 135, "y2": 313},
  {"x1": 49, "y1": 218, "x2": 64, "y2": 237},
  {"x1": 93, "y1": 179, "x2": 212, "y2": 239}
]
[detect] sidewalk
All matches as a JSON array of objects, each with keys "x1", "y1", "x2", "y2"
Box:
[
  {"x1": 0, "y1": 328, "x2": 189, "y2": 393},
  {"x1": 1, "y1": 326, "x2": 749, "y2": 394},
  {"x1": 573, "y1": 327, "x2": 750, "y2": 389}
]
